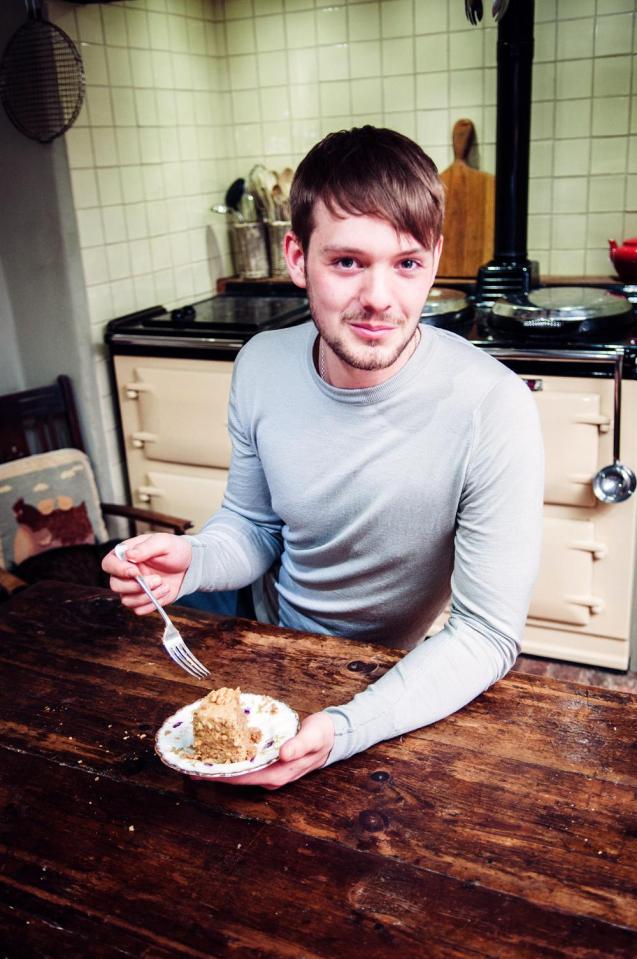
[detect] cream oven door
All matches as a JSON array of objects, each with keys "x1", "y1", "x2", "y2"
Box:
[
  {"x1": 529, "y1": 517, "x2": 604, "y2": 626},
  {"x1": 136, "y1": 465, "x2": 229, "y2": 532},
  {"x1": 533, "y1": 388, "x2": 610, "y2": 508},
  {"x1": 113, "y1": 355, "x2": 234, "y2": 533},
  {"x1": 125, "y1": 364, "x2": 232, "y2": 469},
  {"x1": 523, "y1": 374, "x2": 637, "y2": 670}
]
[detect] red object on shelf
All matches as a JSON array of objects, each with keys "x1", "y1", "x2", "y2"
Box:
[{"x1": 609, "y1": 238, "x2": 637, "y2": 284}]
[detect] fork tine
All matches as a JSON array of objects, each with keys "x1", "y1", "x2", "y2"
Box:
[
  {"x1": 170, "y1": 640, "x2": 209, "y2": 679},
  {"x1": 189, "y1": 657, "x2": 210, "y2": 679},
  {"x1": 181, "y1": 651, "x2": 210, "y2": 678},
  {"x1": 166, "y1": 643, "x2": 204, "y2": 679},
  {"x1": 163, "y1": 623, "x2": 210, "y2": 677},
  {"x1": 174, "y1": 639, "x2": 210, "y2": 677},
  {"x1": 164, "y1": 643, "x2": 188, "y2": 672},
  {"x1": 169, "y1": 642, "x2": 203, "y2": 677}
]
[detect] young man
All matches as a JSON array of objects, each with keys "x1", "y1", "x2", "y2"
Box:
[{"x1": 103, "y1": 126, "x2": 544, "y2": 789}]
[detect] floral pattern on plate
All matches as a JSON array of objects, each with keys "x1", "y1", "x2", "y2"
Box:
[{"x1": 155, "y1": 692, "x2": 300, "y2": 779}]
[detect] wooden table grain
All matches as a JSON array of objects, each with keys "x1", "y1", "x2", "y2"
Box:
[{"x1": 1, "y1": 582, "x2": 636, "y2": 958}]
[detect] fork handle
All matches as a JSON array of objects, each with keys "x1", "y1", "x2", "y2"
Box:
[
  {"x1": 134, "y1": 573, "x2": 172, "y2": 628},
  {"x1": 115, "y1": 542, "x2": 171, "y2": 627}
]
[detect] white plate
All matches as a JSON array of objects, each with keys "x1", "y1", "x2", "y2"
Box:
[{"x1": 155, "y1": 692, "x2": 300, "y2": 779}]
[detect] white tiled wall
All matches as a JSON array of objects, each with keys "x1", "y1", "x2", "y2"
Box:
[
  {"x1": 529, "y1": 0, "x2": 637, "y2": 275},
  {"x1": 216, "y1": 0, "x2": 637, "y2": 279},
  {"x1": 47, "y1": 0, "x2": 637, "y2": 495},
  {"x1": 53, "y1": 0, "x2": 233, "y2": 323},
  {"x1": 53, "y1": 0, "x2": 637, "y2": 327},
  {"x1": 48, "y1": 0, "x2": 235, "y2": 499},
  {"x1": 222, "y1": 0, "x2": 497, "y2": 179}
]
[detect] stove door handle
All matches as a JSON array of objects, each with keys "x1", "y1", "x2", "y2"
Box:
[
  {"x1": 124, "y1": 382, "x2": 154, "y2": 400},
  {"x1": 137, "y1": 485, "x2": 163, "y2": 504},
  {"x1": 131, "y1": 431, "x2": 158, "y2": 449},
  {"x1": 563, "y1": 594, "x2": 605, "y2": 616},
  {"x1": 574, "y1": 413, "x2": 611, "y2": 432},
  {"x1": 568, "y1": 538, "x2": 608, "y2": 561},
  {"x1": 568, "y1": 473, "x2": 597, "y2": 486}
]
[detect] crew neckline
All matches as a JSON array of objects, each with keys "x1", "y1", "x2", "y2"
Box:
[{"x1": 306, "y1": 324, "x2": 436, "y2": 405}]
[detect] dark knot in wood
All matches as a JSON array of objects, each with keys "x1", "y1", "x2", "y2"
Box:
[
  {"x1": 358, "y1": 809, "x2": 389, "y2": 832},
  {"x1": 346, "y1": 661, "x2": 376, "y2": 673},
  {"x1": 370, "y1": 771, "x2": 391, "y2": 783}
]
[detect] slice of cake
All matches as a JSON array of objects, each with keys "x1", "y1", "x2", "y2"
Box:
[{"x1": 192, "y1": 687, "x2": 261, "y2": 763}]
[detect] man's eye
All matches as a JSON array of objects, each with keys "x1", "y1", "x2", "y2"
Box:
[
  {"x1": 337, "y1": 257, "x2": 356, "y2": 268},
  {"x1": 400, "y1": 259, "x2": 419, "y2": 270}
]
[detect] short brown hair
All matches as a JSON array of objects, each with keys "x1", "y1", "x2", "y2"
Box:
[{"x1": 290, "y1": 125, "x2": 445, "y2": 253}]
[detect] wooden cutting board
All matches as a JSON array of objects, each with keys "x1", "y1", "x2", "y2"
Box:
[{"x1": 437, "y1": 119, "x2": 495, "y2": 278}]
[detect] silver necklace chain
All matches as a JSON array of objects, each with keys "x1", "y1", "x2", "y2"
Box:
[
  {"x1": 319, "y1": 335, "x2": 328, "y2": 383},
  {"x1": 318, "y1": 325, "x2": 421, "y2": 385}
]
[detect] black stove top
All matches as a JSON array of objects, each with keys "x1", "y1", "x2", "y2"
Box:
[
  {"x1": 451, "y1": 305, "x2": 637, "y2": 379},
  {"x1": 104, "y1": 285, "x2": 637, "y2": 378},
  {"x1": 422, "y1": 284, "x2": 637, "y2": 378},
  {"x1": 108, "y1": 293, "x2": 310, "y2": 339},
  {"x1": 472, "y1": 307, "x2": 637, "y2": 350}
]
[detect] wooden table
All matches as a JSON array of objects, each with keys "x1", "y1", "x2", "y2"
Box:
[{"x1": 1, "y1": 582, "x2": 636, "y2": 958}]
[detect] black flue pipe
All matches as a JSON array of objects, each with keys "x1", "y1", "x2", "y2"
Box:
[
  {"x1": 494, "y1": 0, "x2": 535, "y2": 261},
  {"x1": 477, "y1": 0, "x2": 538, "y2": 299}
]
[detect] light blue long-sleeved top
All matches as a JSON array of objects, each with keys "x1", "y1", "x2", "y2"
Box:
[{"x1": 179, "y1": 322, "x2": 544, "y2": 765}]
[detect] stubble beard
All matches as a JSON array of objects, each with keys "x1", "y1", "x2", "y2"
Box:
[{"x1": 306, "y1": 278, "x2": 420, "y2": 373}]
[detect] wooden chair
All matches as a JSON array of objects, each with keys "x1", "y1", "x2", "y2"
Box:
[
  {"x1": 0, "y1": 375, "x2": 84, "y2": 462},
  {"x1": 0, "y1": 375, "x2": 193, "y2": 598}
]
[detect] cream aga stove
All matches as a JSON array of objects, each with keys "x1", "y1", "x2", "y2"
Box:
[
  {"x1": 105, "y1": 289, "x2": 310, "y2": 531},
  {"x1": 105, "y1": 283, "x2": 637, "y2": 670}
]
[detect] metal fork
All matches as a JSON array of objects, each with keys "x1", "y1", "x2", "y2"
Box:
[{"x1": 115, "y1": 543, "x2": 209, "y2": 680}]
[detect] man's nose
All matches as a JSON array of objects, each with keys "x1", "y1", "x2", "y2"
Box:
[{"x1": 359, "y1": 267, "x2": 392, "y2": 314}]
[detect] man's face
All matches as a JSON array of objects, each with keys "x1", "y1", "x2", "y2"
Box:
[{"x1": 284, "y1": 200, "x2": 442, "y2": 388}]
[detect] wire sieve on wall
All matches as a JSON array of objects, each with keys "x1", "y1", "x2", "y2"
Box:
[{"x1": 0, "y1": 0, "x2": 86, "y2": 144}]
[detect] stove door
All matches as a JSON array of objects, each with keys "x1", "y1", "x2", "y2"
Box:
[
  {"x1": 532, "y1": 387, "x2": 610, "y2": 508},
  {"x1": 521, "y1": 374, "x2": 637, "y2": 669},
  {"x1": 113, "y1": 355, "x2": 235, "y2": 533},
  {"x1": 138, "y1": 467, "x2": 229, "y2": 531},
  {"x1": 529, "y1": 517, "x2": 605, "y2": 626},
  {"x1": 128, "y1": 365, "x2": 232, "y2": 469}
]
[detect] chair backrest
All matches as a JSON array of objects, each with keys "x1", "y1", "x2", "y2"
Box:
[
  {"x1": 0, "y1": 375, "x2": 85, "y2": 463},
  {"x1": 0, "y1": 448, "x2": 108, "y2": 570}
]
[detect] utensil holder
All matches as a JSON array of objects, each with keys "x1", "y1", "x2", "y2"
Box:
[
  {"x1": 266, "y1": 220, "x2": 291, "y2": 277},
  {"x1": 231, "y1": 222, "x2": 269, "y2": 279}
]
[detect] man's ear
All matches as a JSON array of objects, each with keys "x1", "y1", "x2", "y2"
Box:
[
  {"x1": 283, "y1": 231, "x2": 306, "y2": 289},
  {"x1": 432, "y1": 234, "x2": 443, "y2": 276}
]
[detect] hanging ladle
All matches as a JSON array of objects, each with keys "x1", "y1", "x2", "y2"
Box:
[{"x1": 592, "y1": 351, "x2": 636, "y2": 503}]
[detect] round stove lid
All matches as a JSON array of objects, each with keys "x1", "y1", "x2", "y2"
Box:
[
  {"x1": 423, "y1": 287, "x2": 469, "y2": 316},
  {"x1": 492, "y1": 286, "x2": 632, "y2": 323}
]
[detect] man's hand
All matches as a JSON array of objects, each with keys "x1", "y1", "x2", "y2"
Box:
[
  {"x1": 102, "y1": 533, "x2": 192, "y2": 615},
  {"x1": 198, "y1": 712, "x2": 335, "y2": 790}
]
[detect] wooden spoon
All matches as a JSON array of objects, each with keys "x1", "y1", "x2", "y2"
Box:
[
  {"x1": 248, "y1": 164, "x2": 275, "y2": 221},
  {"x1": 277, "y1": 167, "x2": 294, "y2": 199}
]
